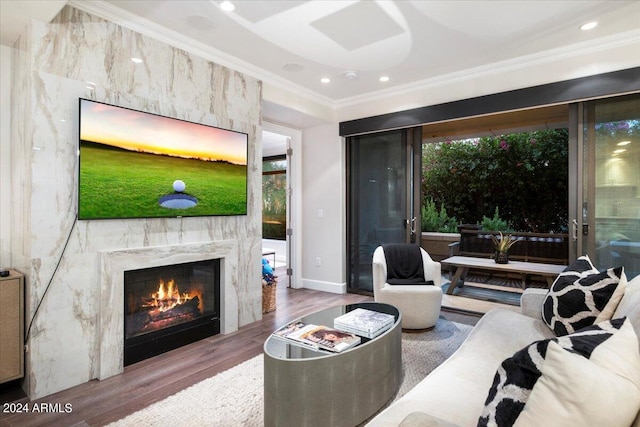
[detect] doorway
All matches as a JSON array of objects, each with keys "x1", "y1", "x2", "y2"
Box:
[
  {"x1": 346, "y1": 128, "x2": 422, "y2": 294},
  {"x1": 262, "y1": 123, "x2": 302, "y2": 288},
  {"x1": 262, "y1": 154, "x2": 287, "y2": 269},
  {"x1": 575, "y1": 93, "x2": 640, "y2": 279}
]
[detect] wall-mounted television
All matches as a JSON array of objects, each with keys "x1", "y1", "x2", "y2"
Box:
[{"x1": 78, "y1": 99, "x2": 248, "y2": 220}]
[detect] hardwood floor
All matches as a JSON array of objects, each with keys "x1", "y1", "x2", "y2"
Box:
[{"x1": 0, "y1": 271, "x2": 481, "y2": 427}]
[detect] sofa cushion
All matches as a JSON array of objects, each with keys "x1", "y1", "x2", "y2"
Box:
[
  {"x1": 366, "y1": 309, "x2": 556, "y2": 427},
  {"x1": 399, "y1": 412, "x2": 462, "y2": 427},
  {"x1": 542, "y1": 255, "x2": 626, "y2": 336},
  {"x1": 478, "y1": 317, "x2": 640, "y2": 427},
  {"x1": 520, "y1": 288, "x2": 547, "y2": 321}
]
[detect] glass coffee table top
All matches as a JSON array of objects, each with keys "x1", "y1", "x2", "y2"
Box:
[{"x1": 264, "y1": 302, "x2": 400, "y2": 360}]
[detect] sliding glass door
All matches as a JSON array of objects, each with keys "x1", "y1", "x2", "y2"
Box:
[
  {"x1": 346, "y1": 128, "x2": 421, "y2": 293},
  {"x1": 574, "y1": 93, "x2": 640, "y2": 279}
]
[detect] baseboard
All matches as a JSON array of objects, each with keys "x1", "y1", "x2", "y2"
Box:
[{"x1": 302, "y1": 279, "x2": 346, "y2": 294}]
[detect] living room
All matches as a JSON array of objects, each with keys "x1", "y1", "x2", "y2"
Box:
[{"x1": 1, "y1": 1, "x2": 639, "y2": 426}]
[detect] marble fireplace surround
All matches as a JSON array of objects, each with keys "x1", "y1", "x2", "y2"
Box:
[{"x1": 99, "y1": 241, "x2": 239, "y2": 380}]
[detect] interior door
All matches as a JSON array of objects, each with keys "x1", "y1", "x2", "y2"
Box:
[
  {"x1": 346, "y1": 128, "x2": 421, "y2": 293},
  {"x1": 285, "y1": 137, "x2": 293, "y2": 287},
  {"x1": 577, "y1": 93, "x2": 640, "y2": 279}
]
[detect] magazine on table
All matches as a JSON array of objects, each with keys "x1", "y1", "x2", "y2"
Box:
[
  {"x1": 272, "y1": 321, "x2": 361, "y2": 352},
  {"x1": 333, "y1": 308, "x2": 395, "y2": 336}
]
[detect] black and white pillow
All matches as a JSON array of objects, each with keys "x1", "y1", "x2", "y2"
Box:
[
  {"x1": 478, "y1": 318, "x2": 640, "y2": 427},
  {"x1": 542, "y1": 255, "x2": 626, "y2": 336}
]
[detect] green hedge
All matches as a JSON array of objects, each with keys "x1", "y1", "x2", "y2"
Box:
[
  {"x1": 421, "y1": 198, "x2": 458, "y2": 232},
  {"x1": 422, "y1": 129, "x2": 568, "y2": 233}
]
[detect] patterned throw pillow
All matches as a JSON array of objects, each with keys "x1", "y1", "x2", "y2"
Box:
[
  {"x1": 542, "y1": 255, "x2": 626, "y2": 335},
  {"x1": 478, "y1": 318, "x2": 640, "y2": 427}
]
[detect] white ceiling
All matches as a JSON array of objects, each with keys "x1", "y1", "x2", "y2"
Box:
[
  {"x1": 97, "y1": 0, "x2": 640, "y2": 104},
  {"x1": 1, "y1": 0, "x2": 639, "y2": 142},
  {"x1": 2, "y1": 0, "x2": 639, "y2": 106}
]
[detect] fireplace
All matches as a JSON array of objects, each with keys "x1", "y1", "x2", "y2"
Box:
[{"x1": 123, "y1": 259, "x2": 221, "y2": 365}]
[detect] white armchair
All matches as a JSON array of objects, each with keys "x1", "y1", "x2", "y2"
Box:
[{"x1": 372, "y1": 245, "x2": 443, "y2": 329}]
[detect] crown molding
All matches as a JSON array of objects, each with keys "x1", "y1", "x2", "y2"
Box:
[
  {"x1": 334, "y1": 29, "x2": 640, "y2": 110},
  {"x1": 66, "y1": 1, "x2": 640, "y2": 119}
]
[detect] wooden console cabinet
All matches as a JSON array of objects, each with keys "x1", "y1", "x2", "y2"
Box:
[{"x1": 0, "y1": 270, "x2": 24, "y2": 384}]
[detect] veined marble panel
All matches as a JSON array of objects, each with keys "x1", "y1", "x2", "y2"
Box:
[{"x1": 13, "y1": 5, "x2": 262, "y2": 399}]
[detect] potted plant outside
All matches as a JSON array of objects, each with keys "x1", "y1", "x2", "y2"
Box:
[{"x1": 491, "y1": 231, "x2": 521, "y2": 264}]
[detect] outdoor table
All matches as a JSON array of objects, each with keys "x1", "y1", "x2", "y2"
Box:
[{"x1": 441, "y1": 256, "x2": 566, "y2": 295}]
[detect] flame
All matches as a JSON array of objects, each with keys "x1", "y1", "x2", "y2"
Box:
[{"x1": 143, "y1": 279, "x2": 202, "y2": 312}]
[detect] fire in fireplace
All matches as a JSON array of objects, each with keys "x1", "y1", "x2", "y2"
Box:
[
  {"x1": 124, "y1": 259, "x2": 220, "y2": 365},
  {"x1": 127, "y1": 278, "x2": 203, "y2": 337}
]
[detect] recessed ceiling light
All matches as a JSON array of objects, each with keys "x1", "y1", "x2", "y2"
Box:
[
  {"x1": 379, "y1": 75, "x2": 390, "y2": 82},
  {"x1": 131, "y1": 57, "x2": 143, "y2": 64},
  {"x1": 220, "y1": 1, "x2": 235, "y2": 12},
  {"x1": 320, "y1": 77, "x2": 331, "y2": 84},
  {"x1": 613, "y1": 148, "x2": 626, "y2": 154},
  {"x1": 580, "y1": 21, "x2": 598, "y2": 31},
  {"x1": 618, "y1": 140, "x2": 631, "y2": 146}
]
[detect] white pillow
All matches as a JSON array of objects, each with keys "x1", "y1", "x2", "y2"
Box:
[
  {"x1": 614, "y1": 274, "x2": 640, "y2": 319},
  {"x1": 478, "y1": 317, "x2": 640, "y2": 427}
]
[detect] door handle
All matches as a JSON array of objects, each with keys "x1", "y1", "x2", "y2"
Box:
[
  {"x1": 409, "y1": 217, "x2": 417, "y2": 243},
  {"x1": 403, "y1": 217, "x2": 416, "y2": 230},
  {"x1": 572, "y1": 219, "x2": 578, "y2": 241}
]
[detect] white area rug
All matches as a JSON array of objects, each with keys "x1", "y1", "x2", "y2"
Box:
[{"x1": 108, "y1": 318, "x2": 473, "y2": 427}]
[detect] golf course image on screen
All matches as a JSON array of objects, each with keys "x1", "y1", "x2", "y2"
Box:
[{"x1": 78, "y1": 99, "x2": 248, "y2": 220}]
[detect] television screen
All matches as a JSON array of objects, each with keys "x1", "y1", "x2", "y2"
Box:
[{"x1": 78, "y1": 99, "x2": 248, "y2": 220}]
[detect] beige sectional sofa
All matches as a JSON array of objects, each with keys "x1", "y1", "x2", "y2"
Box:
[{"x1": 367, "y1": 274, "x2": 640, "y2": 427}]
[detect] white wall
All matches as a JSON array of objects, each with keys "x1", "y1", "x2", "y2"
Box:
[
  {"x1": 301, "y1": 123, "x2": 346, "y2": 293},
  {"x1": 0, "y1": 45, "x2": 11, "y2": 267}
]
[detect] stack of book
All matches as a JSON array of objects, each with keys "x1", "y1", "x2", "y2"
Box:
[
  {"x1": 272, "y1": 321, "x2": 361, "y2": 353},
  {"x1": 334, "y1": 308, "x2": 395, "y2": 339}
]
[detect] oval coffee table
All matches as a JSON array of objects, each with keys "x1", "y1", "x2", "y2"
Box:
[{"x1": 263, "y1": 302, "x2": 402, "y2": 427}]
